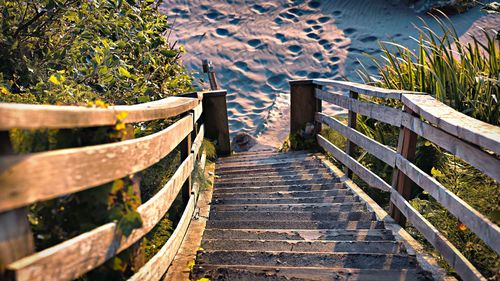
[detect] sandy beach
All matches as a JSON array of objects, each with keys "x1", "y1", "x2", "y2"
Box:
[{"x1": 161, "y1": 0, "x2": 499, "y2": 150}]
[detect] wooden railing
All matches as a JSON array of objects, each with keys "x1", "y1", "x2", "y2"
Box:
[
  {"x1": 0, "y1": 90, "x2": 230, "y2": 281},
  {"x1": 290, "y1": 79, "x2": 500, "y2": 281}
]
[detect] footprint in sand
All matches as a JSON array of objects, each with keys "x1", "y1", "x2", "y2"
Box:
[
  {"x1": 344, "y1": 28, "x2": 357, "y2": 35},
  {"x1": 313, "y1": 52, "x2": 323, "y2": 61},
  {"x1": 307, "y1": 72, "x2": 322, "y2": 79},
  {"x1": 235, "y1": 61, "x2": 250, "y2": 72},
  {"x1": 248, "y1": 39, "x2": 263, "y2": 48},
  {"x1": 330, "y1": 57, "x2": 340, "y2": 63},
  {"x1": 308, "y1": 1, "x2": 321, "y2": 9},
  {"x1": 312, "y1": 25, "x2": 322, "y2": 30},
  {"x1": 215, "y1": 28, "x2": 230, "y2": 37},
  {"x1": 307, "y1": 33, "x2": 320, "y2": 40},
  {"x1": 275, "y1": 33, "x2": 287, "y2": 43},
  {"x1": 304, "y1": 27, "x2": 313, "y2": 33},
  {"x1": 318, "y1": 16, "x2": 331, "y2": 23},
  {"x1": 359, "y1": 35, "x2": 378, "y2": 43},
  {"x1": 288, "y1": 45, "x2": 303, "y2": 54},
  {"x1": 206, "y1": 9, "x2": 223, "y2": 20},
  {"x1": 306, "y1": 19, "x2": 317, "y2": 25},
  {"x1": 251, "y1": 4, "x2": 269, "y2": 14},
  {"x1": 333, "y1": 10, "x2": 342, "y2": 16}
]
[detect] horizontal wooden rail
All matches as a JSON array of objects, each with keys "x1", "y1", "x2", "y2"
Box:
[
  {"x1": 402, "y1": 113, "x2": 500, "y2": 182},
  {"x1": 390, "y1": 191, "x2": 485, "y2": 281},
  {"x1": 402, "y1": 94, "x2": 500, "y2": 155},
  {"x1": 315, "y1": 89, "x2": 402, "y2": 127},
  {"x1": 309, "y1": 79, "x2": 422, "y2": 100},
  {"x1": 0, "y1": 97, "x2": 198, "y2": 130},
  {"x1": 395, "y1": 155, "x2": 500, "y2": 254},
  {"x1": 297, "y1": 78, "x2": 500, "y2": 281},
  {"x1": 316, "y1": 113, "x2": 397, "y2": 167},
  {"x1": 6, "y1": 153, "x2": 196, "y2": 281},
  {"x1": 0, "y1": 115, "x2": 193, "y2": 212},
  {"x1": 317, "y1": 135, "x2": 391, "y2": 192}
]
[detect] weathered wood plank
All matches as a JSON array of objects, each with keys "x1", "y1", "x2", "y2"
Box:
[
  {"x1": 191, "y1": 124, "x2": 205, "y2": 159},
  {"x1": 315, "y1": 89, "x2": 402, "y2": 127},
  {"x1": 312, "y1": 79, "x2": 422, "y2": 100},
  {"x1": 0, "y1": 97, "x2": 198, "y2": 130},
  {"x1": 317, "y1": 135, "x2": 391, "y2": 192},
  {"x1": 402, "y1": 113, "x2": 500, "y2": 182},
  {"x1": 6, "y1": 154, "x2": 195, "y2": 281},
  {"x1": 402, "y1": 94, "x2": 500, "y2": 155},
  {"x1": 395, "y1": 155, "x2": 500, "y2": 254},
  {"x1": 0, "y1": 115, "x2": 193, "y2": 212},
  {"x1": 128, "y1": 193, "x2": 196, "y2": 281},
  {"x1": 316, "y1": 113, "x2": 396, "y2": 167},
  {"x1": 344, "y1": 91, "x2": 358, "y2": 177},
  {"x1": 193, "y1": 102, "x2": 203, "y2": 123},
  {"x1": 390, "y1": 190, "x2": 486, "y2": 281}
]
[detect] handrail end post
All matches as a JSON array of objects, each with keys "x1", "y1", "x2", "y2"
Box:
[{"x1": 201, "y1": 90, "x2": 231, "y2": 156}]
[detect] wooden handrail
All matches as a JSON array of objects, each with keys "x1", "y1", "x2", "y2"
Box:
[
  {"x1": 291, "y1": 78, "x2": 500, "y2": 281},
  {"x1": 0, "y1": 84, "x2": 230, "y2": 280},
  {"x1": 0, "y1": 96, "x2": 198, "y2": 130}
]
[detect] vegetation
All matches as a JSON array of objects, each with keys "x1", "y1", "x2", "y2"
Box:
[
  {"x1": 348, "y1": 14, "x2": 499, "y2": 278},
  {"x1": 0, "y1": 0, "x2": 194, "y2": 279}
]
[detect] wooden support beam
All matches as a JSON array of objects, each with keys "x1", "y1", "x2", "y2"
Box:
[
  {"x1": 390, "y1": 107, "x2": 418, "y2": 226},
  {"x1": 180, "y1": 115, "x2": 193, "y2": 205},
  {"x1": 0, "y1": 132, "x2": 35, "y2": 277},
  {"x1": 344, "y1": 91, "x2": 358, "y2": 178},
  {"x1": 201, "y1": 90, "x2": 230, "y2": 156},
  {"x1": 289, "y1": 80, "x2": 321, "y2": 148}
]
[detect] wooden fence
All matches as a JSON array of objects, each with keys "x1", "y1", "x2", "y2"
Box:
[
  {"x1": 290, "y1": 79, "x2": 500, "y2": 281},
  {"x1": 0, "y1": 90, "x2": 230, "y2": 281}
]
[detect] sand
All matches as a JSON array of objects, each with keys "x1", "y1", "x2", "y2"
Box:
[{"x1": 160, "y1": 0, "x2": 499, "y2": 150}]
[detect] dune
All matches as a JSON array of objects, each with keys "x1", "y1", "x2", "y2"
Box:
[{"x1": 161, "y1": 0, "x2": 499, "y2": 150}]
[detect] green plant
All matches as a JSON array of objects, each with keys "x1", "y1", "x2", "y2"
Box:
[
  {"x1": 357, "y1": 12, "x2": 499, "y2": 125},
  {"x1": 0, "y1": 0, "x2": 193, "y2": 279}
]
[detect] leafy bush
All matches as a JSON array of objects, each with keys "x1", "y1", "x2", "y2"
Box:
[{"x1": 0, "y1": 0, "x2": 193, "y2": 279}]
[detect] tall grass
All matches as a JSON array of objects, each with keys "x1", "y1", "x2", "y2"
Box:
[
  {"x1": 352, "y1": 14, "x2": 500, "y2": 278},
  {"x1": 357, "y1": 12, "x2": 499, "y2": 125}
]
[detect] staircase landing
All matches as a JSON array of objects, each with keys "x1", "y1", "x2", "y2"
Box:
[{"x1": 191, "y1": 150, "x2": 439, "y2": 280}]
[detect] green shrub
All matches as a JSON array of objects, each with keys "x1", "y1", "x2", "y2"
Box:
[{"x1": 0, "y1": 0, "x2": 193, "y2": 279}]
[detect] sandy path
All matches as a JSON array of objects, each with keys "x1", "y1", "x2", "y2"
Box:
[{"x1": 161, "y1": 0, "x2": 498, "y2": 150}]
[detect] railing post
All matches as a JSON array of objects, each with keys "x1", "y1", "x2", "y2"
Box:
[
  {"x1": 180, "y1": 114, "x2": 193, "y2": 204},
  {"x1": 0, "y1": 131, "x2": 35, "y2": 276},
  {"x1": 344, "y1": 90, "x2": 358, "y2": 178},
  {"x1": 289, "y1": 80, "x2": 322, "y2": 147},
  {"x1": 201, "y1": 91, "x2": 230, "y2": 156},
  {"x1": 390, "y1": 107, "x2": 418, "y2": 226},
  {"x1": 202, "y1": 59, "x2": 219, "y2": 90}
]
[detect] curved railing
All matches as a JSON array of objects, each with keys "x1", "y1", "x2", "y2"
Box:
[
  {"x1": 290, "y1": 79, "x2": 500, "y2": 281},
  {"x1": 0, "y1": 91, "x2": 230, "y2": 281}
]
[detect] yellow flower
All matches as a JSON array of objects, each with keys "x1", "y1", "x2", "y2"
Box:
[
  {"x1": 94, "y1": 100, "x2": 107, "y2": 108},
  {"x1": 116, "y1": 111, "x2": 129, "y2": 121},
  {"x1": 115, "y1": 122, "x2": 126, "y2": 131},
  {"x1": 0, "y1": 86, "x2": 10, "y2": 95}
]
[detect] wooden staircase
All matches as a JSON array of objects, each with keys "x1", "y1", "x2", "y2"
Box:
[{"x1": 191, "y1": 150, "x2": 434, "y2": 281}]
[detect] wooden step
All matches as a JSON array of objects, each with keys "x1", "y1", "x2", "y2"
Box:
[
  {"x1": 192, "y1": 265, "x2": 432, "y2": 281},
  {"x1": 215, "y1": 178, "x2": 340, "y2": 188},
  {"x1": 213, "y1": 183, "x2": 347, "y2": 194},
  {"x1": 215, "y1": 164, "x2": 328, "y2": 176},
  {"x1": 195, "y1": 250, "x2": 417, "y2": 270},
  {"x1": 213, "y1": 189, "x2": 351, "y2": 199},
  {"x1": 208, "y1": 211, "x2": 375, "y2": 221},
  {"x1": 206, "y1": 220, "x2": 385, "y2": 230},
  {"x1": 216, "y1": 160, "x2": 324, "y2": 172},
  {"x1": 210, "y1": 202, "x2": 367, "y2": 213},
  {"x1": 201, "y1": 239, "x2": 406, "y2": 254},
  {"x1": 211, "y1": 195, "x2": 360, "y2": 205},
  {"x1": 215, "y1": 172, "x2": 337, "y2": 183},
  {"x1": 217, "y1": 151, "x2": 313, "y2": 163},
  {"x1": 201, "y1": 229, "x2": 396, "y2": 241}
]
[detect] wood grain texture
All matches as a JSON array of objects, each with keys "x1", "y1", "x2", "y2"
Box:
[
  {"x1": 317, "y1": 134, "x2": 391, "y2": 192},
  {"x1": 0, "y1": 97, "x2": 198, "y2": 130},
  {"x1": 0, "y1": 115, "x2": 193, "y2": 212},
  {"x1": 192, "y1": 124, "x2": 205, "y2": 158},
  {"x1": 6, "y1": 154, "x2": 195, "y2": 281},
  {"x1": 193, "y1": 102, "x2": 203, "y2": 123},
  {"x1": 312, "y1": 79, "x2": 422, "y2": 100},
  {"x1": 390, "y1": 190, "x2": 486, "y2": 281},
  {"x1": 402, "y1": 94, "x2": 500, "y2": 155},
  {"x1": 128, "y1": 193, "x2": 196, "y2": 281},
  {"x1": 395, "y1": 155, "x2": 500, "y2": 254},
  {"x1": 402, "y1": 113, "x2": 500, "y2": 182},
  {"x1": 315, "y1": 89, "x2": 402, "y2": 127},
  {"x1": 316, "y1": 113, "x2": 396, "y2": 167}
]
